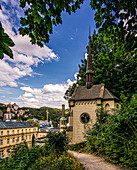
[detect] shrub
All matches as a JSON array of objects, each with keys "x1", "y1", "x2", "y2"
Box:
[{"x1": 85, "y1": 94, "x2": 137, "y2": 169}]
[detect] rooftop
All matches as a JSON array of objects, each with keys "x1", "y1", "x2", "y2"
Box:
[
  {"x1": 70, "y1": 84, "x2": 118, "y2": 101},
  {"x1": 0, "y1": 121, "x2": 37, "y2": 129}
]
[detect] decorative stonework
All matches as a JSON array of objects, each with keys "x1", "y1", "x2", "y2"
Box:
[{"x1": 80, "y1": 112, "x2": 90, "y2": 124}]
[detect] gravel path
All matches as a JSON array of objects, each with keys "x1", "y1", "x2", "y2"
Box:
[{"x1": 68, "y1": 150, "x2": 124, "y2": 170}]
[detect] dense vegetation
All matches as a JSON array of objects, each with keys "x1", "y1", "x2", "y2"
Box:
[
  {"x1": 0, "y1": 131, "x2": 83, "y2": 170},
  {"x1": 64, "y1": 31, "x2": 137, "y2": 100},
  {"x1": 83, "y1": 94, "x2": 137, "y2": 169}
]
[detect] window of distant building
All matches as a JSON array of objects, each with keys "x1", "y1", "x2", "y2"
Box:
[
  {"x1": 13, "y1": 138, "x2": 15, "y2": 143},
  {"x1": 0, "y1": 140, "x2": 3, "y2": 146},
  {"x1": 22, "y1": 129, "x2": 23, "y2": 133},
  {"x1": 0, "y1": 151, "x2": 4, "y2": 157},
  {"x1": 22, "y1": 136, "x2": 24, "y2": 141},
  {"x1": 26, "y1": 136, "x2": 27, "y2": 140},
  {"x1": 1, "y1": 131, "x2": 3, "y2": 135},
  {"x1": 12, "y1": 130, "x2": 14, "y2": 134},
  {"x1": 7, "y1": 130, "x2": 9, "y2": 135},
  {"x1": 7, "y1": 138, "x2": 10, "y2": 144},
  {"x1": 29, "y1": 135, "x2": 31, "y2": 140},
  {"x1": 17, "y1": 130, "x2": 19, "y2": 133},
  {"x1": 29, "y1": 129, "x2": 31, "y2": 132},
  {"x1": 29, "y1": 143, "x2": 31, "y2": 147},
  {"x1": 36, "y1": 134, "x2": 37, "y2": 138},
  {"x1": 17, "y1": 137, "x2": 19, "y2": 142},
  {"x1": 26, "y1": 129, "x2": 27, "y2": 133}
]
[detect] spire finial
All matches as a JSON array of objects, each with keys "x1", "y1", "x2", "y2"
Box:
[{"x1": 86, "y1": 27, "x2": 93, "y2": 89}]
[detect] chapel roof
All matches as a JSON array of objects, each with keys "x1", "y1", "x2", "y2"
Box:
[{"x1": 70, "y1": 83, "x2": 118, "y2": 101}]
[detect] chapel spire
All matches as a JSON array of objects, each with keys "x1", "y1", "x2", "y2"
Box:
[{"x1": 86, "y1": 27, "x2": 94, "y2": 89}]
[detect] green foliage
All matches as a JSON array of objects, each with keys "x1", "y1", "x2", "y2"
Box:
[
  {"x1": 0, "y1": 23, "x2": 14, "y2": 59},
  {"x1": 0, "y1": 142, "x2": 47, "y2": 170},
  {"x1": 65, "y1": 31, "x2": 137, "y2": 99},
  {"x1": 46, "y1": 131, "x2": 69, "y2": 157},
  {"x1": 19, "y1": 0, "x2": 84, "y2": 47},
  {"x1": 85, "y1": 94, "x2": 137, "y2": 169},
  {"x1": 31, "y1": 152, "x2": 84, "y2": 170},
  {"x1": 21, "y1": 106, "x2": 62, "y2": 123},
  {"x1": 90, "y1": 0, "x2": 137, "y2": 52},
  {"x1": 32, "y1": 134, "x2": 35, "y2": 147},
  {"x1": 27, "y1": 119, "x2": 40, "y2": 129},
  {"x1": 0, "y1": 132, "x2": 82, "y2": 169},
  {"x1": 68, "y1": 142, "x2": 86, "y2": 152}
]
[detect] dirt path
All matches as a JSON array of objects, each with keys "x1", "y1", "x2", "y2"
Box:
[{"x1": 68, "y1": 150, "x2": 124, "y2": 170}]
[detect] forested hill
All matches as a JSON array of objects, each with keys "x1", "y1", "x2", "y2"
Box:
[{"x1": 21, "y1": 106, "x2": 69, "y2": 122}]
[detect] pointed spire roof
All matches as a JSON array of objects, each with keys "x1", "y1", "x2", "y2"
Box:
[{"x1": 86, "y1": 27, "x2": 93, "y2": 73}]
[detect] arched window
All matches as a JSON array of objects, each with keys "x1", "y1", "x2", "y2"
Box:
[
  {"x1": 116, "y1": 104, "x2": 119, "y2": 109},
  {"x1": 105, "y1": 103, "x2": 110, "y2": 110}
]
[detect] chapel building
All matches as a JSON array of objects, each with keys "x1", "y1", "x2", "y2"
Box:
[{"x1": 67, "y1": 34, "x2": 120, "y2": 144}]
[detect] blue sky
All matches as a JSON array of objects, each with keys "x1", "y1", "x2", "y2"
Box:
[{"x1": 0, "y1": 0, "x2": 96, "y2": 108}]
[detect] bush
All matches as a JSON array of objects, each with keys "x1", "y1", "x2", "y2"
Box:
[{"x1": 85, "y1": 94, "x2": 137, "y2": 169}]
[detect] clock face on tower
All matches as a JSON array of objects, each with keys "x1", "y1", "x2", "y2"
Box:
[{"x1": 80, "y1": 113, "x2": 90, "y2": 124}]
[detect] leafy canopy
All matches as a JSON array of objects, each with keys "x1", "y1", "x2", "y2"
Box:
[
  {"x1": 19, "y1": 0, "x2": 84, "y2": 47},
  {"x1": 0, "y1": 23, "x2": 14, "y2": 59}
]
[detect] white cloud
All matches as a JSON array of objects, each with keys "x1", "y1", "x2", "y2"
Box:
[
  {"x1": 19, "y1": 76, "x2": 77, "y2": 108},
  {"x1": 85, "y1": 53, "x2": 88, "y2": 59},
  {"x1": 21, "y1": 87, "x2": 34, "y2": 94},
  {"x1": 23, "y1": 92, "x2": 33, "y2": 98},
  {"x1": 0, "y1": 0, "x2": 59, "y2": 87}
]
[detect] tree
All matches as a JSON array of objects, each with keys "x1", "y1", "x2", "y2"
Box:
[
  {"x1": 46, "y1": 131, "x2": 69, "y2": 157},
  {"x1": 27, "y1": 119, "x2": 40, "y2": 129},
  {"x1": 1, "y1": 0, "x2": 136, "y2": 59},
  {"x1": 0, "y1": 23, "x2": 14, "y2": 59},
  {"x1": 64, "y1": 31, "x2": 137, "y2": 99},
  {"x1": 90, "y1": 0, "x2": 137, "y2": 52}
]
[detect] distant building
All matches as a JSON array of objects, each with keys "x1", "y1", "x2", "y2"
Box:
[
  {"x1": 7, "y1": 107, "x2": 10, "y2": 113},
  {"x1": 0, "y1": 121, "x2": 38, "y2": 158},
  {"x1": 12, "y1": 103, "x2": 19, "y2": 111},
  {"x1": 4, "y1": 113, "x2": 14, "y2": 121},
  {"x1": 60, "y1": 105, "x2": 67, "y2": 132}
]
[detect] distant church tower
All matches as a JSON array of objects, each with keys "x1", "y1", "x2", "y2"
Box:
[
  {"x1": 67, "y1": 31, "x2": 120, "y2": 144},
  {"x1": 60, "y1": 104, "x2": 67, "y2": 132}
]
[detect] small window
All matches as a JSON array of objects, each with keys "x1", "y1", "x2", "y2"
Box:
[
  {"x1": 1, "y1": 131, "x2": 3, "y2": 135},
  {"x1": 17, "y1": 137, "x2": 19, "y2": 142},
  {"x1": 12, "y1": 130, "x2": 14, "y2": 134},
  {"x1": 0, "y1": 151, "x2": 4, "y2": 157},
  {"x1": 7, "y1": 138, "x2": 10, "y2": 144},
  {"x1": 7, "y1": 130, "x2": 9, "y2": 135},
  {"x1": 105, "y1": 103, "x2": 110, "y2": 110},
  {"x1": 116, "y1": 104, "x2": 119, "y2": 109},
  {"x1": 26, "y1": 136, "x2": 27, "y2": 140},
  {"x1": 22, "y1": 129, "x2": 23, "y2": 133},
  {"x1": 26, "y1": 129, "x2": 27, "y2": 132},
  {"x1": 17, "y1": 130, "x2": 19, "y2": 133},
  {"x1": 36, "y1": 134, "x2": 37, "y2": 138},
  {"x1": 29, "y1": 143, "x2": 31, "y2": 147},
  {"x1": 22, "y1": 136, "x2": 24, "y2": 141},
  {"x1": 29, "y1": 135, "x2": 31, "y2": 140},
  {"x1": 29, "y1": 129, "x2": 31, "y2": 132},
  {"x1": 13, "y1": 138, "x2": 15, "y2": 143},
  {"x1": 0, "y1": 140, "x2": 3, "y2": 146}
]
